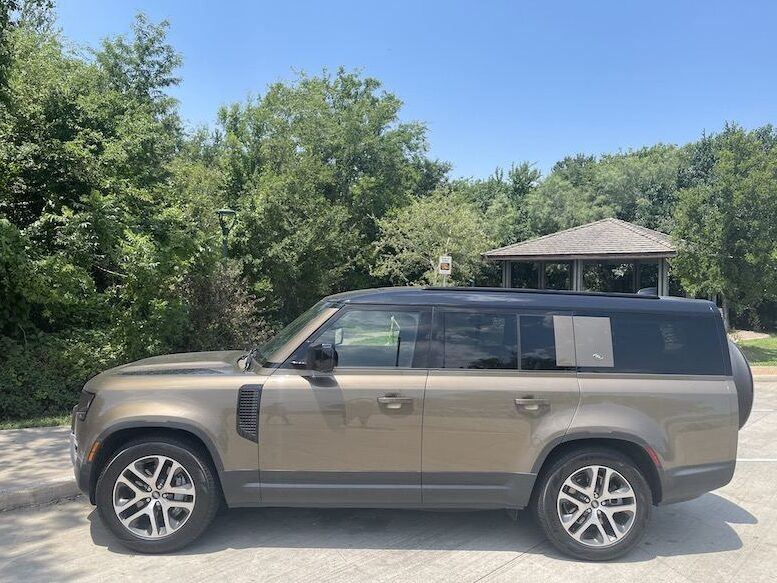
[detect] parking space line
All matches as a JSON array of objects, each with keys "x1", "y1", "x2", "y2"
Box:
[{"x1": 737, "y1": 458, "x2": 777, "y2": 462}]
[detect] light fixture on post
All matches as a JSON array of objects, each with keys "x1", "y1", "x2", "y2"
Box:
[{"x1": 216, "y1": 208, "x2": 237, "y2": 258}]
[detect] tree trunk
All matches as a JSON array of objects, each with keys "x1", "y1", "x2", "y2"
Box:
[{"x1": 721, "y1": 296, "x2": 730, "y2": 331}]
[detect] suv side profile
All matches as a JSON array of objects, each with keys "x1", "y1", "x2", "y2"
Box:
[{"x1": 70, "y1": 287, "x2": 753, "y2": 560}]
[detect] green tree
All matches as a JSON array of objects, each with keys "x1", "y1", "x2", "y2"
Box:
[
  {"x1": 673, "y1": 124, "x2": 777, "y2": 324},
  {"x1": 209, "y1": 69, "x2": 447, "y2": 323},
  {"x1": 456, "y1": 162, "x2": 541, "y2": 246},
  {"x1": 0, "y1": 10, "x2": 237, "y2": 418},
  {"x1": 521, "y1": 146, "x2": 682, "y2": 236},
  {"x1": 1, "y1": 1, "x2": 55, "y2": 102},
  {"x1": 522, "y1": 173, "x2": 614, "y2": 235},
  {"x1": 372, "y1": 190, "x2": 495, "y2": 286}
]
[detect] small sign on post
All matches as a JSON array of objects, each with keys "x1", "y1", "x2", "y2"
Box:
[{"x1": 438, "y1": 255, "x2": 452, "y2": 286}]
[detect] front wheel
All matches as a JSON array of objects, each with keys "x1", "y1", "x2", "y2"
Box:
[
  {"x1": 95, "y1": 437, "x2": 220, "y2": 553},
  {"x1": 533, "y1": 448, "x2": 651, "y2": 561}
]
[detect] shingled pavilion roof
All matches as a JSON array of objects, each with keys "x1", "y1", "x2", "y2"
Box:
[{"x1": 483, "y1": 218, "x2": 676, "y2": 261}]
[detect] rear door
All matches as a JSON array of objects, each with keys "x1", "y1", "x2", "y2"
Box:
[{"x1": 421, "y1": 308, "x2": 580, "y2": 507}]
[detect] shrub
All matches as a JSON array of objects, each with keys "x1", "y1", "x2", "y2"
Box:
[
  {"x1": 181, "y1": 261, "x2": 274, "y2": 351},
  {"x1": 0, "y1": 329, "x2": 121, "y2": 420}
]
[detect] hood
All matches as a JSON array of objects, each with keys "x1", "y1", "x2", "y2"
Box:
[{"x1": 95, "y1": 350, "x2": 246, "y2": 381}]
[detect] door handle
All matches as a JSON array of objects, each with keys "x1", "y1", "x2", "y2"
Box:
[
  {"x1": 377, "y1": 396, "x2": 414, "y2": 410},
  {"x1": 514, "y1": 397, "x2": 550, "y2": 413}
]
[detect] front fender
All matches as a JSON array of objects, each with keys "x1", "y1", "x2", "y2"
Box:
[{"x1": 94, "y1": 416, "x2": 226, "y2": 470}]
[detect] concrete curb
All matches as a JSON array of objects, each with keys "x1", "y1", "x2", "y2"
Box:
[
  {"x1": 0, "y1": 476, "x2": 80, "y2": 512},
  {"x1": 754, "y1": 376, "x2": 777, "y2": 382}
]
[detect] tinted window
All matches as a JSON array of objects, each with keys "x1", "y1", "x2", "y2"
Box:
[
  {"x1": 442, "y1": 312, "x2": 517, "y2": 369},
  {"x1": 313, "y1": 308, "x2": 424, "y2": 368},
  {"x1": 609, "y1": 314, "x2": 725, "y2": 375},
  {"x1": 520, "y1": 315, "x2": 573, "y2": 370}
]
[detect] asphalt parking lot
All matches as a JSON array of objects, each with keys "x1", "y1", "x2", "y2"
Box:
[{"x1": 1, "y1": 382, "x2": 776, "y2": 583}]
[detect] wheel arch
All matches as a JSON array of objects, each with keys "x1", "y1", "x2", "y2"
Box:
[
  {"x1": 531, "y1": 434, "x2": 664, "y2": 505},
  {"x1": 88, "y1": 421, "x2": 225, "y2": 504}
]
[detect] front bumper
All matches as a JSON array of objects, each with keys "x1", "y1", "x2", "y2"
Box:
[{"x1": 70, "y1": 412, "x2": 93, "y2": 499}]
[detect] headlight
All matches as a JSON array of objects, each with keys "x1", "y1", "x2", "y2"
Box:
[{"x1": 74, "y1": 390, "x2": 95, "y2": 421}]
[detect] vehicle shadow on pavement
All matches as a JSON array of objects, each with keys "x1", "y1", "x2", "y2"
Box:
[{"x1": 87, "y1": 492, "x2": 754, "y2": 562}]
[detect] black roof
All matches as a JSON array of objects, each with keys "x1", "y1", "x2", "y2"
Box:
[{"x1": 325, "y1": 286, "x2": 718, "y2": 316}]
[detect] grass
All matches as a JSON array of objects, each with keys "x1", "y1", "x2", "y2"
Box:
[
  {"x1": 0, "y1": 413, "x2": 70, "y2": 430},
  {"x1": 738, "y1": 334, "x2": 777, "y2": 367}
]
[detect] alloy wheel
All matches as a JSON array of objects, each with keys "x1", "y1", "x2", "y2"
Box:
[
  {"x1": 112, "y1": 455, "x2": 196, "y2": 539},
  {"x1": 556, "y1": 464, "x2": 637, "y2": 547}
]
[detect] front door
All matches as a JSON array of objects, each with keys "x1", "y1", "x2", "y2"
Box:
[
  {"x1": 422, "y1": 309, "x2": 580, "y2": 507},
  {"x1": 258, "y1": 305, "x2": 431, "y2": 506}
]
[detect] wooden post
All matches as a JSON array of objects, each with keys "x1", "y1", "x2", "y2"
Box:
[
  {"x1": 634, "y1": 260, "x2": 641, "y2": 292},
  {"x1": 658, "y1": 258, "x2": 669, "y2": 296},
  {"x1": 502, "y1": 261, "x2": 512, "y2": 288},
  {"x1": 572, "y1": 259, "x2": 584, "y2": 291}
]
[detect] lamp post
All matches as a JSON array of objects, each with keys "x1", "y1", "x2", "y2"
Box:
[{"x1": 216, "y1": 208, "x2": 237, "y2": 258}]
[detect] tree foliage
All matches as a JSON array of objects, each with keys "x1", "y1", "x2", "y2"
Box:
[
  {"x1": 372, "y1": 190, "x2": 495, "y2": 286},
  {"x1": 673, "y1": 125, "x2": 777, "y2": 314},
  {"x1": 209, "y1": 69, "x2": 446, "y2": 323},
  {"x1": 2, "y1": 4, "x2": 777, "y2": 420}
]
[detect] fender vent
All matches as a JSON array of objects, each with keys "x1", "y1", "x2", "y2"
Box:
[{"x1": 236, "y1": 384, "x2": 262, "y2": 442}]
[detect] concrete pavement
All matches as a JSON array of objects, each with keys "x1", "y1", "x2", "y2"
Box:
[
  {"x1": 0, "y1": 425, "x2": 78, "y2": 511},
  {"x1": 0, "y1": 383, "x2": 776, "y2": 582},
  {"x1": 0, "y1": 465, "x2": 774, "y2": 583}
]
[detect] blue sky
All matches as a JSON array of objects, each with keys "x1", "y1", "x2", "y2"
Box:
[{"x1": 57, "y1": 0, "x2": 777, "y2": 178}]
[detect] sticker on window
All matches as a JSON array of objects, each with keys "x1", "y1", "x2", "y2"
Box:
[{"x1": 573, "y1": 316, "x2": 614, "y2": 367}]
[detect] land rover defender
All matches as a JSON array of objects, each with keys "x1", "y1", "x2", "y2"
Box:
[{"x1": 70, "y1": 287, "x2": 753, "y2": 560}]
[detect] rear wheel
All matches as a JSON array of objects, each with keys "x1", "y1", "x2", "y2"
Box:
[
  {"x1": 533, "y1": 448, "x2": 651, "y2": 561},
  {"x1": 95, "y1": 438, "x2": 220, "y2": 553}
]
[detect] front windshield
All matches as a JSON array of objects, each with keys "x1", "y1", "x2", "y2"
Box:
[{"x1": 251, "y1": 299, "x2": 332, "y2": 367}]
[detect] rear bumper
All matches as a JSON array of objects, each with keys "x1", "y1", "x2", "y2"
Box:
[{"x1": 659, "y1": 460, "x2": 736, "y2": 505}]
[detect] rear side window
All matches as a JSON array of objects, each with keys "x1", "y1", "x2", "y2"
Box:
[
  {"x1": 442, "y1": 312, "x2": 518, "y2": 369},
  {"x1": 577, "y1": 313, "x2": 725, "y2": 375},
  {"x1": 519, "y1": 315, "x2": 575, "y2": 370}
]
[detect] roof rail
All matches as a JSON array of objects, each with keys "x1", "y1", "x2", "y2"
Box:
[{"x1": 421, "y1": 286, "x2": 660, "y2": 299}]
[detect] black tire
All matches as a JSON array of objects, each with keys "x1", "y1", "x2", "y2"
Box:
[
  {"x1": 533, "y1": 448, "x2": 651, "y2": 561},
  {"x1": 95, "y1": 437, "x2": 220, "y2": 553}
]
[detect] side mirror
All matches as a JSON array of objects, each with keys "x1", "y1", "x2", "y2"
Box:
[{"x1": 307, "y1": 343, "x2": 337, "y2": 373}]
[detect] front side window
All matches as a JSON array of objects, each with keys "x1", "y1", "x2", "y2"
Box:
[
  {"x1": 442, "y1": 311, "x2": 518, "y2": 369},
  {"x1": 311, "y1": 308, "x2": 426, "y2": 368}
]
